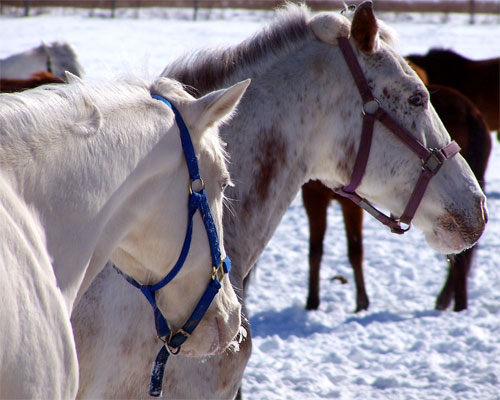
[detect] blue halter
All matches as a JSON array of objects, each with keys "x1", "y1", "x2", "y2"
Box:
[{"x1": 115, "y1": 94, "x2": 231, "y2": 397}]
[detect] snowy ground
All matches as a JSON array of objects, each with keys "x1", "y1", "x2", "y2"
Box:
[{"x1": 2, "y1": 7, "x2": 500, "y2": 399}]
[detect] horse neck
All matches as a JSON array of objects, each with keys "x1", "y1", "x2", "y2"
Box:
[
  {"x1": 3, "y1": 93, "x2": 170, "y2": 311},
  {"x1": 219, "y1": 43, "x2": 348, "y2": 283}
]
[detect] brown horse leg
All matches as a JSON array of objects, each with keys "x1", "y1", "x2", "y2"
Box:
[
  {"x1": 436, "y1": 248, "x2": 474, "y2": 311},
  {"x1": 452, "y1": 248, "x2": 474, "y2": 311},
  {"x1": 339, "y1": 197, "x2": 368, "y2": 312},
  {"x1": 429, "y1": 85, "x2": 491, "y2": 312},
  {"x1": 302, "y1": 181, "x2": 332, "y2": 310},
  {"x1": 435, "y1": 263, "x2": 454, "y2": 311}
]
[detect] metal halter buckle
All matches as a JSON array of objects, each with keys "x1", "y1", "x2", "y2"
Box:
[
  {"x1": 189, "y1": 177, "x2": 205, "y2": 195},
  {"x1": 211, "y1": 261, "x2": 226, "y2": 281},
  {"x1": 422, "y1": 149, "x2": 444, "y2": 174}
]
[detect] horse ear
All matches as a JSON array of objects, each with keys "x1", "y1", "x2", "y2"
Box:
[
  {"x1": 192, "y1": 79, "x2": 251, "y2": 134},
  {"x1": 351, "y1": 1, "x2": 379, "y2": 53},
  {"x1": 65, "y1": 71, "x2": 83, "y2": 84}
]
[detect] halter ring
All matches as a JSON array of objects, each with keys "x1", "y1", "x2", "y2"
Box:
[
  {"x1": 189, "y1": 177, "x2": 205, "y2": 195},
  {"x1": 166, "y1": 344, "x2": 181, "y2": 356},
  {"x1": 362, "y1": 98, "x2": 380, "y2": 116}
]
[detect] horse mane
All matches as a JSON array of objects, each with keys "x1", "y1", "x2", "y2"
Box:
[
  {"x1": 0, "y1": 77, "x2": 188, "y2": 167},
  {"x1": 163, "y1": 2, "x2": 313, "y2": 97},
  {"x1": 376, "y1": 19, "x2": 399, "y2": 48},
  {"x1": 163, "y1": 3, "x2": 399, "y2": 97}
]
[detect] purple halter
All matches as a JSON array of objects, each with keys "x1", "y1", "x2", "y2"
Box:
[{"x1": 333, "y1": 36, "x2": 460, "y2": 234}]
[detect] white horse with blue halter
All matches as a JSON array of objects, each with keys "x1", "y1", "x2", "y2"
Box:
[{"x1": 116, "y1": 94, "x2": 231, "y2": 397}]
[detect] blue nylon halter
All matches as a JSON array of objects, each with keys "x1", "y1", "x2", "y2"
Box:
[{"x1": 115, "y1": 94, "x2": 231, "y2": 397}]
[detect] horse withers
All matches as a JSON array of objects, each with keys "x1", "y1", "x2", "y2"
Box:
[{"x1": 73, "y1": 2, "x2": 488, "y2": 398}]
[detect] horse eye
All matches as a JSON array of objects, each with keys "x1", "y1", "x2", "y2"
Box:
[{"x1": 409, "y1": 93, "x2": 426, "y2": 107}]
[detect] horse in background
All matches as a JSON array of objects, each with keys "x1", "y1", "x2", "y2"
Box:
[
  {"x1": 0, "y1": 41, "x2": 84, "y2": 80},
  {"x1": 0, "y1": 75, "x2": 249, "y2": 396},
  {"x1": 72, "y1": 3, "x2": 487, "y2": 398},
  {"x1": 0, "y1": 70, "x2": 64, "y2": 93},
  {"x1": 303, "y1": 83, "x2": 491, "y2": 312},
  {"x1": 0, "y1": 171, "x2": 78, "y2": 398},
  {"x1": 407, "y1": 49, "x2": 499, "y2": 134}
]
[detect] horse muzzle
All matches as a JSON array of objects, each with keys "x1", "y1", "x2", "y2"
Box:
[{"x1": 430, "y1": 195, "x2": 487, "y2": 254}]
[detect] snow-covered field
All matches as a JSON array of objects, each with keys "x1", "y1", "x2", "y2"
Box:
[{"x1": 2, "y1": 7, "x2": 500, "y2": 399}]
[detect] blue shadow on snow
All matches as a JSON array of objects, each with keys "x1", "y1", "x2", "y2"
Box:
[{"x1": 250, "y1": 307, "x2": 442, "y2": 339}]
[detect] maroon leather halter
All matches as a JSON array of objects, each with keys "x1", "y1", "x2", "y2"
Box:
[{"x1": 334, "y1": 36, "x2": 461, "y2": 234}]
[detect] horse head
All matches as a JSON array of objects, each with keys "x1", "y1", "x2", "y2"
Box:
[
  {"x1": 108, "y1": 77, "x2": 250, "y2": 357},
  {"x1": 309, "y1": 1, "x2": 486, "y2": 254}
]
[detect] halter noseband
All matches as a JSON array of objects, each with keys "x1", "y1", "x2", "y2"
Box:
[
  {"x1": 115, "y1": 94, "x2": 231, "y2": 397},
  {"x1": 334, "y1": 36, "x2": 460, "y2": 234}
]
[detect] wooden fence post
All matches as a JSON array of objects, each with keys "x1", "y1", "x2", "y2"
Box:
[
  {"x1": 469, "y1": 0, "x2": 475, "y2": 24},
  {"x1": 193, "y1": 0, "x2": 199, "y2": 21}
]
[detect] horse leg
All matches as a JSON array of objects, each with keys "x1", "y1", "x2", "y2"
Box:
[
  {"x1": 436, "y1": 248, "x2": 474, "y2": 311},
  {"x1": 452, "y1": 248, "x2": 474, "y2": 311},
  {"x1": 430, "y1": 83, "x2": 491, "y2": 312},
  {"x1": 435, "y1": 262, "x2": 455, "y2": 311},
  {"x1": 339, "y1": 197, "x2": 368, "y2": 312},
  {"x1": 302, "y1": 181, "x2": 331, "y2": 310}
]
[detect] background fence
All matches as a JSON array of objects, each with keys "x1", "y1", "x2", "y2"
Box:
[{"x1": 2, "y1": 0, "x2": 500, "y2": 19}]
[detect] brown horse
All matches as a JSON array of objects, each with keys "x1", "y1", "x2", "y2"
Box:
[
  {"x1": 0, "y1": 70, "x2": 65, "y2": 93},
  {"x1": 407, "y1": 49, "x2": 499, "y2": 133},
  {"x1": 303, "y1": 83, "x2": 492, "y2": 312}
]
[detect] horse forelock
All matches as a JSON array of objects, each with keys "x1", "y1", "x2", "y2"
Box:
[{"x1": 163, "y1": 3, "x2": 312, "y2": 97}]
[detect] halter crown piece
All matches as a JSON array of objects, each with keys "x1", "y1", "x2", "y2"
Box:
[
  {"x1": 334, "y1": 35, "x2": 460, "y2": 234},
  {"x1": 115, "y1": 94, "x2": 231, "y2": 397}
]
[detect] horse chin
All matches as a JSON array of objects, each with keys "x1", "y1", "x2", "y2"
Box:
[
  {"x1": 424, "y1": 229, "x2": 468, "y2": 255},
  {"x1": 423, "y1": 211, "x2": 485, "y2": 254},
  {"x1": 179, "y1": 306, "x2": 242, "y2": 357}
]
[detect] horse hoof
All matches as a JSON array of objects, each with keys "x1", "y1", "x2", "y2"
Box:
[
  {"x1": 355, "y1": 299, "x2": 369, "y2": 313},
  {"x1": 435, "y1": 293, "x2": 453, "y2": 311},
  {"x1": 306, "y1": 297, "x2": 320, "y2": 310}
]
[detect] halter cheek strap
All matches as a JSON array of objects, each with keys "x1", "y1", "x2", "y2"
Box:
[
  {"x1": 334, "y1": 36, "x2": 460, "y2": 234},
  {"x1": 114, "y1": 94, "x2": 231, "y2": 397}
]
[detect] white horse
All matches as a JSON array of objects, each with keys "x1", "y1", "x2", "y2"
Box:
[
  {"x1": 74, "y1": 2, "x2": 487, "y2": 398},
  {"x1": 0, "y1": 41, "x2": 84, "y2": 79},
  {"x1": 0, "y1": 74, "x2": 249, "y2": 395},
  {"x1": 0, "y1": 171, "x2": 78, "y2": 398}
]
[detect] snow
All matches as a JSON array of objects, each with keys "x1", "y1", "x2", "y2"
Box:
[{"x1": 2, "y1": 7, "x2": 500, "y2": 399}]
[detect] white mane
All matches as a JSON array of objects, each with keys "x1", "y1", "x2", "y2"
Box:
[{"x1": 0, "y1": 77, "x2": 227, "y2": 172}]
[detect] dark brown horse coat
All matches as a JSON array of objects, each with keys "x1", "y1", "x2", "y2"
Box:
[{"x1": 407, "y1": 49, "x2": 499, "y2": 133}]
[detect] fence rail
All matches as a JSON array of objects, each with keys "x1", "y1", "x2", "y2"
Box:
[{"x1": 2, "y1": 0, "x2": 500, "y2": 15}]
